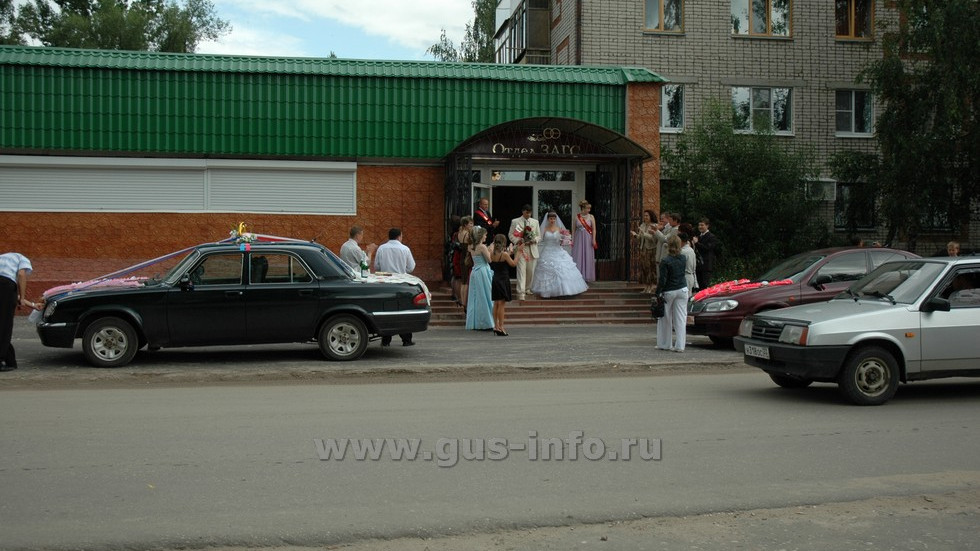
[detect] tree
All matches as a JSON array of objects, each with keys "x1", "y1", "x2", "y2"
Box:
[
  {"x1": 1, "y1": 0, "x2": 23, "y2": 44},
  {"x1": 15, "y1": 0, "x2": 229, "y2": 53},
  {"x1": 661, "y1": 100, "x2": 826, "y2": 279},
  {"x1": 856, "y1": 0, "x2": 980, "y2": 251},
  {"x1": 427, "y1": 0, "x2": 495, "y2": 62}
]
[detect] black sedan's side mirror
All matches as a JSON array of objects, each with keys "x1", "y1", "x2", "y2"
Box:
[
  {"x1": 921, "y1": 296, "x2": 951, "y2": 313},
  {"x1": 179, "y1": 275, "x2": 194, "y2": 291},
  {"x1": 810, "y1": 274, "x2": 832, "y2": 290}
]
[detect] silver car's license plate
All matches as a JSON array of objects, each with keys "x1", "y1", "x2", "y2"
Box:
[{"x1": 744, "y1": 344, "x2": 770, "y2": 360}]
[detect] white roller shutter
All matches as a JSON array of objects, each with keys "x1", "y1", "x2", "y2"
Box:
[
  {"x1": 208, "y1": 168, "x2": 355, "y2": 214},
  {"x1": 0, "y1": 156, "x2": 356, "y2": 214}
]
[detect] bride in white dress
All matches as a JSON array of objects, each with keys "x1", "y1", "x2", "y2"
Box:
[{"x1": 531, "y1": 212, "x2": 589, "y2": 298}]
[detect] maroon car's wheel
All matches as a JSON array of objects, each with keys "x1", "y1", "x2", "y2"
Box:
[
  {"x1": 82, "y1": 316, "x2": 139, "y2": 368},
  {"x1": 318, "y1": 315, "x2": 369, "y2": 361}
]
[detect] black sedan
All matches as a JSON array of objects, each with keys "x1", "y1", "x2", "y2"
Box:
[{"x1": 37, "y1": 241, "x2": 430, "y2": 366}]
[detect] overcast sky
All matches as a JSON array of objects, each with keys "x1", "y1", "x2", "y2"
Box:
[{"x1": 197, "y1": 0, "x2": 474, "y2": 61}]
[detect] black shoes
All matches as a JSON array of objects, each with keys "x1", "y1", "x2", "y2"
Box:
[
  {"x1": 0, "y1": 365, "x2": 17, "y2": 372},
  {"x1": 493, "y1": 330, "x2": 509, "y2": 336},
  {"x1": 402, "y1": 341, "x2": 415, "y2": 347}
]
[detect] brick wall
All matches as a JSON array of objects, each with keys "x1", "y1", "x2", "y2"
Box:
[
  {"x1": 4, "y1": 164, "x2": 445, "y2": 302},
  {"x1": 626, "y1": 81, "x2": 662, "y2": 215}
]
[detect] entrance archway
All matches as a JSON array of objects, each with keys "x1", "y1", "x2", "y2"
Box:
[{"x1": 444, "y1": 117, "x2": 651, "y2": 281}]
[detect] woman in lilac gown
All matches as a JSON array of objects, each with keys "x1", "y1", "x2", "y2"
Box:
[{"x1": 572, "y1": 200, "x2": 596, "y2": 282}]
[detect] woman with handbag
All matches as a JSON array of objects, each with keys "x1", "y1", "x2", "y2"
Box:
[{"x1": 656, "y1": 235, "x2": 689, "y2": 352}]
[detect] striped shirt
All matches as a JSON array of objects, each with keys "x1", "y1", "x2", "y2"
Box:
[{"x1": 0, "y1": 253, "x2": 32, "y2": 284}]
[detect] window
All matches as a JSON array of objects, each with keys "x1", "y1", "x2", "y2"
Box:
[
  {"x1": 814, "y1": 252, "x2": 868, "y2": 283},
  {"x1": 251, "y1": 254, "x2": 312, "y2": 284},
  {"x1": 942, "y1": 270, "x2": 980, "y2": 308},
  {"x1": 836, "y1": 90, "x2": 874, "y2": 136},
  {"x1": 731, "y1": 0, "x2": 791, "y2": 37},
  {"x1": 645, "y1": 0, "x2": 683, "y2": 32},
  {"x1": 661, "y1": 84, "x2": 684, "y2": 131},
  {"x1": 732, "y1": 87, "x2": 793, "y2": 133},
  {"x1": 835, "y1": 0, "x2": 872, "y2": 38},
  {"x1": 190, "y1": 254, "x2": 243, "y2": 286},
  {"x1": 834, "y1": 183, "x2": 876, "y2": 230}
]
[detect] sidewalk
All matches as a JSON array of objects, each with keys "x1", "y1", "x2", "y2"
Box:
[{"x1": 1, "y1": 319, "x2": 747, "y2": 387}]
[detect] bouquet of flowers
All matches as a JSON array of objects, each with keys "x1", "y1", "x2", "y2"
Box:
[
  {"x1": 559, "y1": 229, "x2": 572, "y2": 247},
  {"x1": 514, "y1": 225, "x2": 537, "y2": 245}
]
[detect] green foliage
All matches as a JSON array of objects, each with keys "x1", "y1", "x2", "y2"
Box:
[
  {"x1": 14, "y1": 0, "x2": 229, "y2": 53},
  {"x1": 661, "y1": 100, "x2": 826, "y2": 278},
  {"x1": 859, "y1": 0, "x2": 979, "y2": 250},
  {"x1": 427, "y1": 0, "x2": 495, "y2": 62},
  {"x1": 1, "y1": 0, "x2": 23, "y2": 44}
]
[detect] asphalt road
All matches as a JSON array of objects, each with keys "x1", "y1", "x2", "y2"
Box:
[
  {"x1": 1, "y1": 320, "x2": 742, "y2": 387},
  {"x1": 2, "y1": 369, "x2": 980, "y2": 550}
]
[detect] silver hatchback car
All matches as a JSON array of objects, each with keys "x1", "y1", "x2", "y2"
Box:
[{"x1": 735, "y1": 257, "x2": 980, "y2": 405}]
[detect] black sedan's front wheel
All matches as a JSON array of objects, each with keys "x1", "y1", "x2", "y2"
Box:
[
  {"x1": 82, "y1": 316, "x2": 139, "y2": 368},
  {"x1": 837, "y1": 346, "x2": 900, "y2": 406},
  {"x1": 318, "y1": 315, "x2": 369, "y2": 361}
]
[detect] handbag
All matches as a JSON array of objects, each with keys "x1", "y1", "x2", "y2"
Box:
[{"x1": 650, "y1": 294, "x2": 666, "y2": 318}]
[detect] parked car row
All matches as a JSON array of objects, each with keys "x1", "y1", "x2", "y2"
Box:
[
  {"x1": 735, "y1": 256, "x2": 980, "y2": 405},
  {"x1": 688, "y1": 247, "x2": 920, "y2": 347},
  {"x1": 33, "y1": 239, "x2": 980, "y2": 406}
]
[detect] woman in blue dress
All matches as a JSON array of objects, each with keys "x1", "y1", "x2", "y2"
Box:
[{"x1": 465, "y1": 226, "x2": 495, "y2": 331}]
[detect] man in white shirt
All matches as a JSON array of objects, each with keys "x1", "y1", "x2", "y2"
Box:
[
  {"x1": 1, "y1": 252, "x2": 35, "y2": 371},
  {"x1": 373, "y1": 228, "x2": 416, "y2": 346},
  {"x1": 339, "y1": 225, "x2": 377, "y2": 272}
]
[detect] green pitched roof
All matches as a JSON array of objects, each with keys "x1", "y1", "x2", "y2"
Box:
[
  {"x1": 0, "y1": 45, "x2": 665, "y2": 85},
  {"x1": 0, "y1": 46, "x2": 665, "y2": 160}
]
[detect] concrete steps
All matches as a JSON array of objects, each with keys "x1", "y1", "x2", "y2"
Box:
[{"x1": 428, "y1": 281, "x2": 655, "y2": 326}]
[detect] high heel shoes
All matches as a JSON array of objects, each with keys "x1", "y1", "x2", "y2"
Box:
[{"x1": 493, "y1": 329, "x2": 509, "y2": 336}]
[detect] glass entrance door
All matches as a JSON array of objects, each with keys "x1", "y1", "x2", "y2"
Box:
[{"x1": 536, "y1": 189, "x2": 573, "y2": 230}]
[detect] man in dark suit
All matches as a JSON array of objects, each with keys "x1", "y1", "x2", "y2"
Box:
[
  {"x1": 473, "y1": 197, "x2": 498, "y2": 244},
  {"x1": 693, "y1": 217, "x2": 720, "y2": 290}
]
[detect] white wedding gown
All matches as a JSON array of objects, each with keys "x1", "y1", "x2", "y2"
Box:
[{"x1": 531, "y1": 230, "x2": 589, "y2": 298}]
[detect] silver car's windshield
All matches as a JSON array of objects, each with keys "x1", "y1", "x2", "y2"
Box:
[{"x1": 849, "y1": 261, "x2": 946, "y2": 304}]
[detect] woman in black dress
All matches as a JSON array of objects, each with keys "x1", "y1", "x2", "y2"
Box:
[{"x1": 489, "y1": 234, "x2": 522, "y2": 336}]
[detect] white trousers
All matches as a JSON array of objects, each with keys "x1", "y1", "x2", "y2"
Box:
[
  {"x1": 515, "y1": 253, "x2": 537, "y2": 298},
  {"x1": 656, "y1": 287, "x2": 689, "y2": 351}
]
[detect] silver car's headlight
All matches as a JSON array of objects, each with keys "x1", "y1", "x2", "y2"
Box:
[
  {"x1": 778, "y1": 324, "x2": 809, "y2": 345},
  {"x1": 738, "y1": 318, "x2": 753, "y2": 337},
  {"x1": 703, "y1": 299, "x2": 739, "y2": 312}
]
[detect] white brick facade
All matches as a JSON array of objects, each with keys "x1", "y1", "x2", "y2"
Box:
[{"x1": 545, "y1": 1, "x2": 977, "y2": 251}]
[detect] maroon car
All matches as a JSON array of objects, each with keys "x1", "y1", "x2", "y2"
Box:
[{"x1": 688, "y1": 247, "x2": 919, "y2": 347}]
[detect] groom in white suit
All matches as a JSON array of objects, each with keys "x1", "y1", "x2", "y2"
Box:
[{"x1": 508, "y1": 204, "x2": 541, "y2": 301}]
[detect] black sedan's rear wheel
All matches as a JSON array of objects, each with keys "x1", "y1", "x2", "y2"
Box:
[
  {"x1": 837, "y1": 346, "x2": 899, "y2": 406},
  {"x1": 768, "y1": 373, "x2": 813, "y2": 388},
  {"x1": 318, "y1": 315, "x2": 369, "y2": 361},
  {"x1": 82, "y1": 316, "x2": 139, "y2": 368}
]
